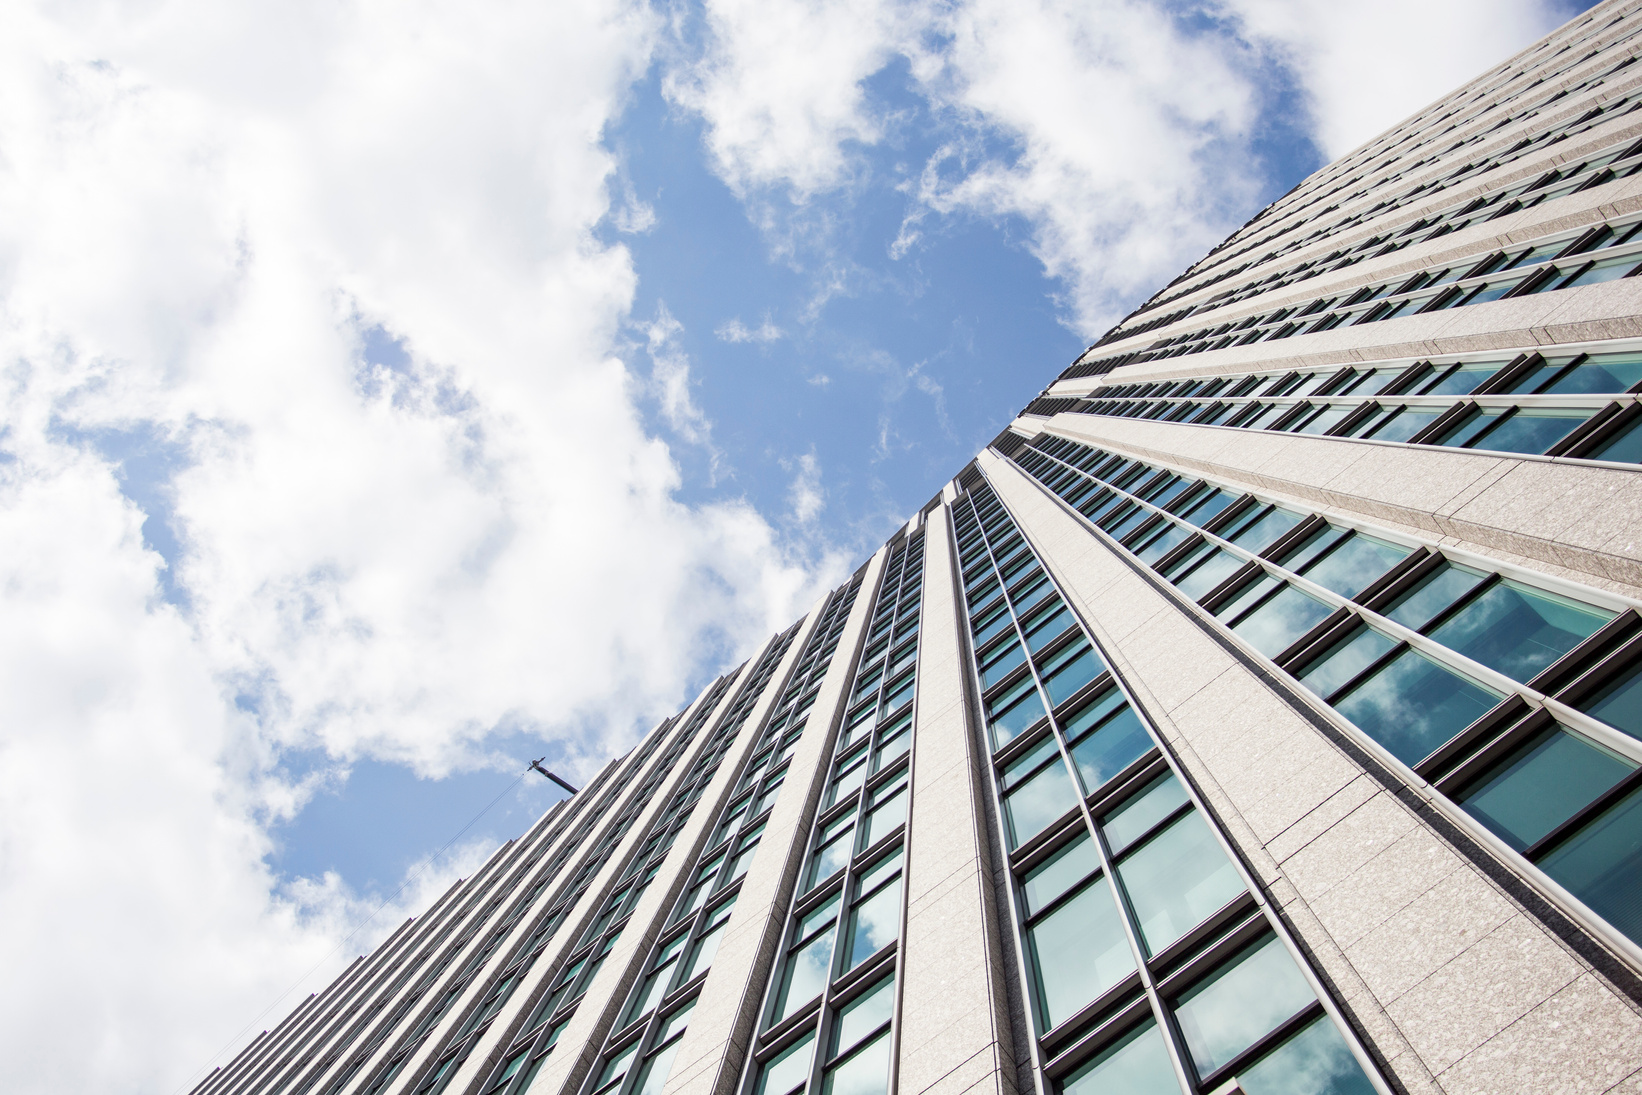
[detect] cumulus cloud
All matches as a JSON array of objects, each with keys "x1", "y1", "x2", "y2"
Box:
[
  {"x1": 784, "y1": 448, "x2": 826, "y2": 524},
  {"x1": 0, "y1": 2, "x2": 837, "y2": 1091},
  {"x1": 1219, "y1": 0, "x2": 1571, "y2": 159},
  {"x1": 716, "y1": 315, "x2": 785, "y2": 343},
  {"x1": 665, "y1": 0, "x2": 929, "y2": 197}
]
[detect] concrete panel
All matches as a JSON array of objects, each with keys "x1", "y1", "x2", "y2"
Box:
[{"x1": 897, "y1": 504, "x2": 1016, "y2": 1095}]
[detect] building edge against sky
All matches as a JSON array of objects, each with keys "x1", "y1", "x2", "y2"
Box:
[{"x1": 196, "y1": 4, "x2": 1642, "y2": 1095}]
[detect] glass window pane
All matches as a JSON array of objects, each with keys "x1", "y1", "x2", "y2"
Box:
[
  {"x1": 1226, "y1": 508, "x2": 1304, "y2": 553},
  {"x1": 1061, "y1": 1021, "x2": 1182, "y2": 1095},
  {"x1": 1004, "y1": 759, "x2": 1080, "y2": 849},
  {"x1": 1297, "y1": 626, "x2": 1398, "y2": 700},
  {"x1": 596, "y1": 1042, "x2": 639, "y2": 1092},
  {"x1": 1173, "y1": 935, "x2": 1317, "y2": 1078},
  {"x1": 1423, "y1": 360, "x2": 1507, "y2": 395},
  {"x1": 832, "y1": 977, "x2": 894, "y2": 1059},
  {"x1": 989, "y1": 684, "x2": 1047, "y2": 749},
  {"x1": 1022, "y1": 833, "x2": 1101, "y2": 916},
  {"x1": 1231, "y1": 584, "x2": 1336, "y2": 658},
  {"x1": 1043, "y1": 646, "x2": 1102, "y2": 706},
  {"x1": 774, "y1": 929, "x2": 836, "y2": 1023},
  {"x1": 1592, "y1": 416, "x2": 1642, "y2": 464},
  {"x1": 1216, "y1": 573, "x2": 1283, "y2": 623},
  {"x1": 1459, "y1": 727, "x2": 1635, "y2": 851},
  {"x1": 1027, "y1": 876, "x2": 1136, "y2": 1031},
  {"x1": 1103, "y1": 774, "x2": 1191, "y2": 855},
  {"x1": 682, "y1": 922, "x2": 729, "y2": 982},
  {"x1": 1542, "y1": 351, "x2": 1642, "y2": 394},
  {"x1": 1469, "y1": 407, "x2": 1591, "y2": 455},
  {"x1": 843, "y1": 878, "x2": 902, "y2": 972},
  {"x1": 1537, "y1": 784, "x2": 1642, "y2": 945},
  {"x1": 1117, "y1": 810, "x2": 1246, "y2": 954},
  {"x1": 821, "y1": 1031, "x2": 891, "y2": 1095},
  {"x1": 1383, "y1": 562, "x2": 1488, "y2": 630},
  {"x1": 1174, "y1": 548, "x2": 1247, "y2": 601},
  {"x1": 1297, "y1": 533, "x2": 1411, "y2": 599},
  {"x1": 1580, "y1": 661, "x2": 1642, "y2": 740},
  {"x1": 809, "y1": 830, "x2": 855, "y2": 890},
  {"x1": 1001, "y1": 733, "x2": 1060, "y2": 789},
  {"x1": 855, "y1": 847, "x2": 903, "y2": 895},
  {"x1": 1364, "y1": 406, "x2": 1445, "y2": 443},
  {"x1": 861, "y1": 784, "x2": 908, "y2": 847},
  {"x1": 632, "y1": 1039, "x2": 684, "y2": 1095},
  {"x1": 757, "y1": 1032, "x2": 816, "y2": 1095},
  {"x1": 1237, "y1": 1014, "x2": 1377, "y2": 1095},
  {"x1": 978, "y1": 643, "x2": 1018, "y2": 686},
  {"x1": 1069, "y1": 706, "x2": 1153, "y2": 794},
  {"x1": 1427, "y1": 578, "x2": 1612, "y2": 683},
  {"x1": 1332, "y1": 647, "x2": 1502, "y2": 765}
]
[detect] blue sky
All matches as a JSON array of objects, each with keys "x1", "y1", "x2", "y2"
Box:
[{"x1": 0, "y1": 1, "x2": 1595, "y2": 1090}]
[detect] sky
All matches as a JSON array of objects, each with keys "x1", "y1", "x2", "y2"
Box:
[{"x1": 0, "y1": 0, "x2": 1596, "y2": 1091}]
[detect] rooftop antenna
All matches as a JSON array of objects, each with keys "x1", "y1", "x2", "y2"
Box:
[{"x1": 529, "y1": 758, "x2": 579, "y2": 795}]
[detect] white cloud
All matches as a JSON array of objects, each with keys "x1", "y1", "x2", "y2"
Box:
[
  {"x1": 1220, "y1": 0, "x2": 1571, "y2": 159},
  {"x1": 0, "y1": 2, "x2": 839, "y2": 1092},
  {"x1": 784, "y1": 448, "x2": 825, "y2": 524},
  {"x1": 665, "y1": 0, "x2": 930, "y2": 197},
  {"x1": 665, "y1": 0, "x2": 1575, "y2": 337},
  {"x1": 716, "y1": 315, "x2": 786, "y2": 343}
]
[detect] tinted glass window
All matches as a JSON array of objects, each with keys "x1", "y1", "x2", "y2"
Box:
[
  {"x1": 1537, "y1": 786, "x2": 1642, "y2": 945},
  {"x1": 1296, "y1": 533, "x2": 1411, "y2": 598},
  {"x1": 1236, "y1": 1014, "x2": 1377, "y2": 1095},
  {"x1": 1061, "y1": 1022, "x2": 1181, "y2": 1095},
  {"x1": 1580, "y1": 661, "x2": 1642, "y2": 740},
  {"x1": 1117, "y1": 810, "x2": 1246, "y2": 954},
  {"x1": 1331, "y1": 647, "x2": 1501, "y2": 765},
  {"x1": 1003, "y1": 760, "x2": 1079, "y2": 849},
  {"x1": 1426, "y1": 579, "x2": 1611, "y2": 682},
  {"x1": 1231, "y1": 584, "x2": 1335, "y2": 657},
  {"x1": 1027, "y1": 877, "x2": 1136, "y2": 1030},
  {"x1": 1172, "y1": 936, "x2": 1316, "y2": 1078},
  {"x1": 1459, "y1": 727, "x2": 1635, "y2": 851}
]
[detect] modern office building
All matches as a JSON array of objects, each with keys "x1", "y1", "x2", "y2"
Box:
[{"x1": 195, "y1": 3, "x2": 1642, "y2": 1094}]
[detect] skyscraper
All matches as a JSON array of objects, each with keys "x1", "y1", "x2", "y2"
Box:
[{"x1": 195, "y1": 4, "x2": 1642, "y2": 1095}]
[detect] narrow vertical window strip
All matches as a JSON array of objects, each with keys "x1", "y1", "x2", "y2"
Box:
[
  {"x1": 559, "y1": 572, "x2": 869, "y2": 1095},
  {"x1": 950, "y1": 480, "x2": 1388, "y2": 1095},
  {"x1": 744, "y1": 529, "x2": 928, "y2": 1095}
]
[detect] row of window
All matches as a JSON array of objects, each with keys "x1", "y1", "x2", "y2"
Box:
[
  {"x1": 563, "y1": 572, "x2": 867, "y2": 1095},
  {"x1": 1009, "y1": 434, "x2": 1642, "y2": 957},
  {"x1": 1108, "y1": 128, "x2": 1642, "y2": 349},
  {"x1": 377, "y1": 667, "x2": 749, "y2": 1095},
  {"x1": 207, "y1": 792, "x2": 598, "y2": 1095},
  {"x1": 313, "y1": 721, "x2": 682, "y2": 1095},
  {"x1": 1052, "y1": 346, "x2": 1642, "y2": 466},
  {"x1": 481, "y1": 626, "x2": 810, "y2": 1095},
  {"x1": 748, "y1": 530, "x2": 927, "y2": 1095},
  {"x1": 950, "y1": 480, "x2": 1381, "y2": 1095},
  {"x1": 1074, "y1": 214, "x2": 1642, "y2": 379},
  {"x1": 1167, "y1": 16, "x2": 1642, "y2": 311}
]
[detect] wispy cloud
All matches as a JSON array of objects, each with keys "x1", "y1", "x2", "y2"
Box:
[
  {"x1": 783, "y1": 448, "x2": 825, "y2": 524},
  {"x1": 715, "y1": 315, "x2": 785, "y2": 343}
]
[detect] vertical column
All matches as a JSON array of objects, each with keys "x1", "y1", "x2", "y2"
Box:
[{"x1": 896, "y1": 503, "x2": 1017, "y2": 1095}]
